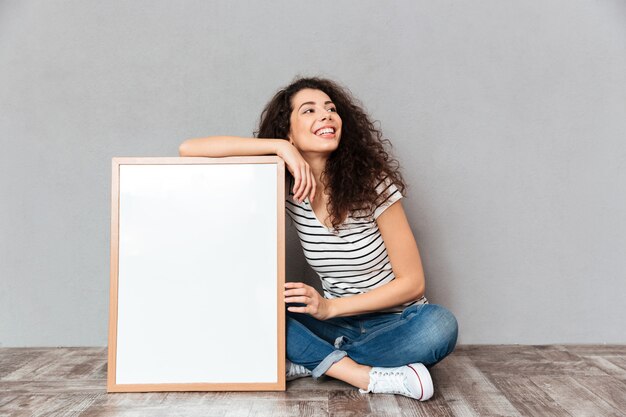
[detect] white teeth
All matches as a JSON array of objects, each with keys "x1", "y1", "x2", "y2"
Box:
[{"x1": 316, "y1": 128, "x2": 334, "y2": 135}]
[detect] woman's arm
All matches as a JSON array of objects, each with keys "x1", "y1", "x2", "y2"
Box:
[
  {"x1": 284, "y1": 200, "x2": 425, "y2": 319},
  {"x1": 327, "y1": 200, "x2": 425, "y2": 317},
  {"x1": 179, "y1": 136, "x2": 317, "y2": 202},
  {"x1": 179, "y1": 136, "x2": 283, "y2": 158}
]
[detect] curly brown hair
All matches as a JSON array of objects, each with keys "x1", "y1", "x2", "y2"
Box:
[{"x1": 255, "y1": 76, "x2": 407, "y2": 230}]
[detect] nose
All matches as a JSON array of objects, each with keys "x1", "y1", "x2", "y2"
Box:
[{"x1": 319, "y1": 110, "x2": 332, "y2": 121}]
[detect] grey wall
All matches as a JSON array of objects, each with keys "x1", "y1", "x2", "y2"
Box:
[{"x1": 1, "y1": 0, "x2": 625, "y2": 347}]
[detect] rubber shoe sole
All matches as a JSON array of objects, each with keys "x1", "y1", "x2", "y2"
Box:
[{"x1": 407, "y1": 363, "x2": 434, "y2": 401}]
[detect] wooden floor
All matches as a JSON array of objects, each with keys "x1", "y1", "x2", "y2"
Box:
[{"x1": 1, "y1": 345, "x2": 625, "y2": 416}]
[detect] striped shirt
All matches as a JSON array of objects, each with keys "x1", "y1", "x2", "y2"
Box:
[{"x1": 285, "y1": 175, "x2": 428, "y2": 314}]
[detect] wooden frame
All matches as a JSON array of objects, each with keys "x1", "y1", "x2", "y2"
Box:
[{"x1": 107, "y1": 156, "x2": 285, "y2": 392}]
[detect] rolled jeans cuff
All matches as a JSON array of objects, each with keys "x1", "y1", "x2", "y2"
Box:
[{"x1": 311, "y1": 350, "x2": 347, "y2": 379}]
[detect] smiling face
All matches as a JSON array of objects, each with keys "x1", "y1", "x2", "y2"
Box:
[{"x1": 288, "y1": 88, "x2": 342, "y2": 157}]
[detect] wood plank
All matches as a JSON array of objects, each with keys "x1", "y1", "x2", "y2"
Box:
[
  {"x1": 365, "y1": 392, "x2": 402, "y2": 416},
  {"x1": 89, "y1": 390, "x2": 327, "y2": 407},
  {"x1": 35, "y1": 349, "x2": 107, "y2": 381},
  {"x1": 531, "y1": 375, "x2": 625, "y2": 417},
  {"x1": 471, "y1": 345, "x2": 606, "y2": 377},
  {"x1": 247, "y1": 400, "x2": 328, "y2": 417},
  {"x1": 0, "y1": 348, "x2": 53, "y2": 380},
  {"x1": 0, "y1": 393, "x2": 99, "y2": 417},
  {"x1": 287, "y1": 376, "x2": 353, "y2": 392},
  {"x1": 73, "y1": 391, "x2": 167, "y2": 408},
  {"x1": 407, "y1": 365, "x2": 471, "y2": 417},
  {"x1": 65, "y1": 348, "x2": 108, "y2": 380},
  {"x1": 83, "y1": 392, "x2": 241, "y2": 417},
  {"x1": 435, "y1": 381, "x2": 479, "y2": 417},
  {"x1": 434, "y1": 353, "x2": 523, "y2": 416},
  {"x1": 206, "y1": 390, "x2": 327, "y2": 402},
  {"x1": 606, "y1": 356, "x2": 626, "y2": 372},
  {"x1": 84, "y1": 398, "x2": 328, "y2": 417},
  {"x1": 395, "y1": 393, "x2": 457, "y2": 417},
  {"x1": 83, "y1": 395, "x2": 329, "y2": 417},
  {"x1": 0, "y1": 379, "x2": 105, "y2": 394},
  {"x1": 82, "y1": 404, "x2": 240, "y2": 417},
  {"x1": 328, "y1": 390, "x2": 372, "y2": 417},
  {"x1": 575, "y1": 375, "x2": 626, "y2": 414},
  {"x1": 454, "y1": 344, "x2": 539, "y2": 355},
  {"x1": 1, "y1": 348, "x2": 74, "y2": 381},
  {"x1": 579, "y1": 356, "x2": 626, "y2": 383},
  {"x1": 558, "y1": 345, "x2": 626, "y2": 356},
  {"x1": 0, "y1": 394, "x2": 15, "y2": 409},
  {"x1": 488, "y1": 376, "x2": 573, "y2": 417}
]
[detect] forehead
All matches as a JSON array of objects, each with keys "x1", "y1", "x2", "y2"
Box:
[{"x1": 291, "y1": 88, "x2": 332, "y2": 108}]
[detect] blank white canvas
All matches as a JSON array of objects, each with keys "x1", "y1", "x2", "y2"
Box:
[{"x1": 115, "y1": 163, "x2": 278, "y2": 384}]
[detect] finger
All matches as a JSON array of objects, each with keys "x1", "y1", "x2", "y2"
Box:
[
  {"x1": 287, "y1": 306, "x2": 307, "y2": 313},
  {"x1": 284, "y1": 288, "x2": 308, "y2": 297},
  {"x1": 301, "y1": 165, "x2": 312, "y2": 203},
  {"x1": 297, "y1": 164, "x2": 307, "y2": 201},
  {"x1": 293, "y1": 170, "x2": 302, "y2": 201},
  {"x1": 285, "y1": 296, "x2": 309, "y2": 304},
  {"x1": 293, "y1": 165, "x2": 303, "y2": 201},
  {"x1": 310, "y1": 175, "x2": 317, "y2": 203},
  {"x1": 284, "y1": 286, "x2": 309, "y2": 295},
  {"x1": 285, "y1": 282, "x2": 305, "y2": 288}
]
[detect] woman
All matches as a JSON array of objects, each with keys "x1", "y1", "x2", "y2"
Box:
[{"x1": 179, "y1": 77, "x2": 458, "y2": 401}]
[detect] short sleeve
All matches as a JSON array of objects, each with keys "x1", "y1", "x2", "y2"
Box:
[{"x1": 373, "y1": 177, "x2": 403, "y2": 220}]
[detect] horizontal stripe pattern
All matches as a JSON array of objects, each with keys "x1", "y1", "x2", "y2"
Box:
[{"x1": 285, "y1": 175, "x2": 428, "y2": 313}]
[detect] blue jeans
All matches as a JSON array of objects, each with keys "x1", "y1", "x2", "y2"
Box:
[{"x1": 286, "y1": 304, "x2": 458, "y2": 379}]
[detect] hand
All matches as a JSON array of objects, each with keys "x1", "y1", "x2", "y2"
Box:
[
  {"x1": 277, "y1": 141, "x2": 316, "y2": 203},
  {"x1": 284, "y1": 282, "x2": 333, "y2": 320}
]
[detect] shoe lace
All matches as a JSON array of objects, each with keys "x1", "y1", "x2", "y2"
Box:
[{"x1": 371, "y1": 370, "x2": 410, "y2": 395}]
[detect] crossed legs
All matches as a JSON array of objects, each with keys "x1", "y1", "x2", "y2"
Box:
[{"x1": 286, "y1": 304, "x2": 458, "y2": 390}]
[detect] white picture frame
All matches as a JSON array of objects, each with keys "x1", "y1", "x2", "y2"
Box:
[{"x1": 107, "y1": 156, "x2": 285, "y2": 392}]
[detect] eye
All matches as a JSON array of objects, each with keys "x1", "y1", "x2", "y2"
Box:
[
  {"x1": 327, "y1": 107, "x2": 337, "y2": 113},
  {"x1": 303, "y1": 108, "x2": 314, "y2": 114}
]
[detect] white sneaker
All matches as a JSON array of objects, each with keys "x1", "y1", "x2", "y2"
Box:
[
  {"x1": 286, "y1": 359, "x2": 312, "y2": 381},
  {"x1": 359, "y1": 363, "x2": 434, "y2": 401}
]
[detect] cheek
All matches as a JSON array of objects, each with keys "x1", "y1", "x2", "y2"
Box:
[
  {"x1": 294, "y1": 121, "x2": 310, "y2": 137},
  {"x1": 288, "y1": 127, "x2": 302, "y2": 145},
  {"x1": 288, "y1": 120, "x2": 301, "y2": 139}
]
